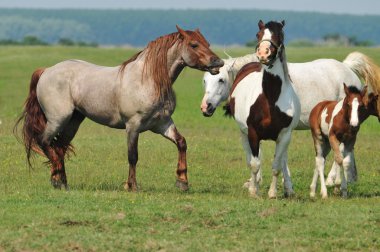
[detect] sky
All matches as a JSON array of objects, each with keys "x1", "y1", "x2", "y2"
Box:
[{"x1": 0, "y1": 0, "x2": 379, "y2": 15}]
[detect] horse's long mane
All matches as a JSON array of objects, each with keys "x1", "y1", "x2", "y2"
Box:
[
  {"x1": 119, "y1": 32, "x2": 182, "y2": 102},
  {"x1": 343, "y1": 52, "x2": 380, "y2": 117},
  {"x1": 280, "y1": 47, "x2": 292, "y2": 83},
  {"x1": 143, "y1": 32, "x2": 181, "y2": 101}
]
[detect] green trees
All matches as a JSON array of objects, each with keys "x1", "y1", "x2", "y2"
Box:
[{"x1": 0, "y1": 9, "x2": 379, "y2": 46}]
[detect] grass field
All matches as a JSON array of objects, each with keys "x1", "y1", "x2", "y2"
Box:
[{"x1": 1, "y1": 46, "x2": 380, "y2": 251}]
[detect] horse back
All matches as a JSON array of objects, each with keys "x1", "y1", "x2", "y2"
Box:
[
  {"x1": 224, "y1": 62, "x2": 262, "y2": 118},
  {"x1": 230, "y1": 62, "x2": 262, "y2": 95}
]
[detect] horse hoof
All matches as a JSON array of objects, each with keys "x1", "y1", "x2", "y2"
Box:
[
  {"x1": 341, "y1": 190, "x2": 348, "y2": 198},
  {"x1": 176, "y1": 180, "x2": 189, "y2": 191},
  {"x1": 242, "y1": 181, "x2": 250, "y2": 189},
  {"x1": 325, "y1": 177, "x2": 335, "y2": 187},
  {"x1": 249, "y1": 193, "x2": 261, "y2": 199},
  {"x1": 124, "y1": 182, "x2": 138, "y2": 192},
  {"x1": 284, "y1": 190, "x2": 295, "y2": 198},
  {"x1": 268, "y1": 191, "x2": 277, "y2": 199},
  {"x1": 333, "y1": 186, "x2": 340, "y2": 196},
  {"x1": 249, "y1": 191, "x2": 261, "y2": 199},
  {"x1": 51, "y1": 178, "x2": 65, "y2": 190}
]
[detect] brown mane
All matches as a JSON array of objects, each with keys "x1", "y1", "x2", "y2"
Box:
[
  {"x1": 143, "y1": 32, "x2": 182, "y2": 101},
  {"x1": 119, "y1": 32, "x2": 186, "y2": 102},
  {"x1": 119, "y1": 30, "x2": 211, "y2": 103}
]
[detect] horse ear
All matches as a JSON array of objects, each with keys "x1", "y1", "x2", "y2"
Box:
[
  {"x1": 258, "y1": 20, "x2": 265, "y2": 30},
  {"x1": 281, "y1": 20, "x2": 285, "y2": 27},
  {"x1": 176, "y1": 25, "x2": 188, "y2": 38},
  {"x1": 343, "y1": 83, "x2": 349, "y2": 96}
]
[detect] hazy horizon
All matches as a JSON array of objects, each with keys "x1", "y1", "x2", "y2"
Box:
[{"x1": 0, "y1": 0, "x2": 379, "y2": 16}]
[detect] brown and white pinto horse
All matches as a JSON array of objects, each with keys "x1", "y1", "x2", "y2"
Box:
[
  {"x1": 15, "y1": 26, "x2": 223, "y2": 191},
  {"x1": 309, "y1": 84, "x2": 378, "y2": 198},
  {"x1": 225, "y1": 20, "x2": 300, "y2": 198}
]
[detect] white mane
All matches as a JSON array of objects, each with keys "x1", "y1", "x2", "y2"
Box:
[{"x1": 223, "y1": 53, "x2": 258, "y2": 80}]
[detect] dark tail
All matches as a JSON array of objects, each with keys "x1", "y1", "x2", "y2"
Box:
[{"x1": 14, "y1": 68, "x2": 47, "y2": 167}]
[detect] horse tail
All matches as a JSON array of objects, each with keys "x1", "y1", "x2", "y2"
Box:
[
  {"x1": 14, "y1": 68, "x2": 47, "y2": 167},
  {"x1": 343, "y1": 52, "x2": 380, "y2": 116}
]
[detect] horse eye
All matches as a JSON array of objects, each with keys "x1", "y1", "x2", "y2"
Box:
[{"x1": 190, "y1": 43, "x2": 198, "y2": 49}]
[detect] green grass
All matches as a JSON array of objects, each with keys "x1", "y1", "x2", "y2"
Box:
[{"x1": 1, "y1": 46, "x2": 380, "y2": 251}]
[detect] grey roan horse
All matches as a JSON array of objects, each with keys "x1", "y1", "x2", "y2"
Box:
[{"x1": 15, "y1": 26, "x2": 224, "y2": 191}]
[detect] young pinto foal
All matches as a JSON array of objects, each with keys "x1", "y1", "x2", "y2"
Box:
[{"x1": 309, "y1": 83, "x2": 376, "y2": 198}]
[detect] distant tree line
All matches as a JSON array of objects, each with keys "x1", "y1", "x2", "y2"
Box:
[
  {"x1": 246, "y1": 33, "x2": 375, "y2": 47},
  {"x1": 0, "y1": 36, "x2": 98, "y2": 47},
  {"x1": 0, "y1": 9, "x2": 379, "y2": 46}
]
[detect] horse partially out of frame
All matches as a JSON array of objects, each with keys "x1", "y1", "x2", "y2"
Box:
[
  {"x1": 15, "y1": 25, "x2": 224, "y2": 191},
  {"x1": 309, "y1": 84, "x2": 378, "y2": 198}
]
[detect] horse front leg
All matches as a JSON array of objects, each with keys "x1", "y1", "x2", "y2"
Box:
[
  {"x1": 155, "y1": 119, "x2": 188, "y2": 191},
  {"x1": 326, "y1": 161, "x2": 338, "y2": 186},
  {"x1": 124, "y1": 130, "x2": 139, "y2": 192},
  {"x1": 329, "y1": 134, "x2": 343, "y2": 195},
  {"x1": 243, "y1": 130, "x2": 261, "y2": 198},
  {"x1": 269, "y1": 129, "x2": 293, "y2": 199},
  {"x1": 281, "y1": 153, "x2": 295, "y2": 198},
  {"x1": 311, "y1": 136, "x2": 330, "y2": 199},
  {"x1": 341, "y1": 144, "x2": 355, "y2": 198},
  {"x1": 326, "y1": 152, "x2": 356, "y2": 187}
]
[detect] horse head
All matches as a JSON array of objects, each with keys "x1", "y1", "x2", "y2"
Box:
[
  {"x1": 256, "y1": 20, "x2": 285, "y2": 66},
  {"x1": 200, "y1": 62, "x2": 231, "y2": 116},
  {"x1": 176, "y1": 25, "x2": 223, "y2": 75},
  {"x1": 343, "y1": 83, "x2": 368, "y2": 127}
]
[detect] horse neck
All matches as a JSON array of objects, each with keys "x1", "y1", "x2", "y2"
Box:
[
  {"x1": 166, "y1": 41, "x2": 186, "y2": 83},
  {"x1": 226, "y1": 54, "x2": 257, "y2": 87},
  {"x1": 264, "y1": 49, "x2": 291, "y2": 85}
]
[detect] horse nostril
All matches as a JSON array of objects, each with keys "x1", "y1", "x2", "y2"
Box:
[{"x1": 211, "y1": 57, "x2": 224, "y2": 67}]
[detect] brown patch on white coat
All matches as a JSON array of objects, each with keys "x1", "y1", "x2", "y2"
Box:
[{"x1": 224, "y1": 20, "x2": 300, "y2": 199}]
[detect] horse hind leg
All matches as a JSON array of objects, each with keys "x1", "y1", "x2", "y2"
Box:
[
  {"x1": 269, "y1": 130, "x2": 293, "y2": 199},
  {"x1": 42, "y1": 111, "x2": 84, "y2": 189}
]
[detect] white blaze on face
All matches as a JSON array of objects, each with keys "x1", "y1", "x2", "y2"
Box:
[
  {"x1": 350, "y1": 98, "x2": 359, "y2": 127},
  {"x1": 200, "y1": 93, "x2": 208, "y2": 113},
  {"x1": 257, "y1": 29, "x2": 272, "y2": 61},
  {"x1": 262, "y1": 28, "x2": 272, "y2": 40}
]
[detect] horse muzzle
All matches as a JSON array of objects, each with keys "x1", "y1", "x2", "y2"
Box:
[
  {"x1": 207, "y1": 57, "x2": 224, "y2": 75},
  {"x1": 201, "y1": 103, "x2": 216, "y2": 117}
]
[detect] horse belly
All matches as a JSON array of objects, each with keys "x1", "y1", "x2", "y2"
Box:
[{"x1": 72, "y1": 85, "x2": 125, "y2": 128}]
